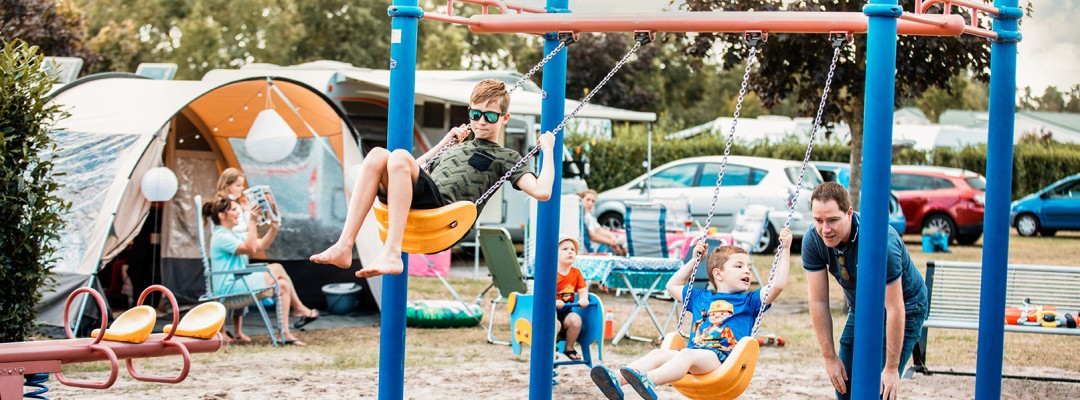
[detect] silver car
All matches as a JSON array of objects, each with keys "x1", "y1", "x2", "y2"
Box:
[{"x1": 593, "y1": 155, "x2": 823, "y2": 253}]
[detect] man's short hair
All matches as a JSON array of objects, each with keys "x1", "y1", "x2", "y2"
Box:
[
  {"x1": 470, "y1": 79, "x2": 510, "y2": 113},
  {"x1": 811, "y1": 182, "x2": 851, "y2": 211}
]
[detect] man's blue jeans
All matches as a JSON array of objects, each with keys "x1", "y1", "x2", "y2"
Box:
[{"x1": 835, "y1": 310, "x2": 927, "y2": 400}]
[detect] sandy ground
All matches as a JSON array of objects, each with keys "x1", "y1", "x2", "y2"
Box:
[{"x1": 45, "y1": 331, "x2": 1080, "y2": 400}]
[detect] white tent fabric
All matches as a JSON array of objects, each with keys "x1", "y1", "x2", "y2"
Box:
[{"x1": 37, "y1": 76, "x2": 373, "y2": 330}]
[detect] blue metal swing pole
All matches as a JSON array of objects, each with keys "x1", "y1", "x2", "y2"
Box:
[
  {"x1": 976, "y1": 2, "x2": 1020, "y2": 399},
  {"x1": 382, "y1": 2, "x2": 421, "y2": 399},
  {"x1": 853, "y1": 1, "x2": 900, "y2": 398},
  {"x1": 528, "y1": 1, "x2": 568, "y2": 399}
]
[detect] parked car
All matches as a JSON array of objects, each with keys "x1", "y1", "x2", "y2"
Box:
[
  {"x1": 890, "y1": 165, "x2": 986, "y2": 245},
  {"x1": 811, "y1": 161, "x2": 907, "y2": 234},
  {"x1": 593, "y1": 156, "x2": 823, "y2": 253},
  {"x1": 1010, "y1": 173, "x2": 1080, "y2": 237}
]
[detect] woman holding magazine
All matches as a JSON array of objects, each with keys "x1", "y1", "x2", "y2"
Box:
[{"x1": 213, "y1": 168, "x2": 318, "y2": 344}]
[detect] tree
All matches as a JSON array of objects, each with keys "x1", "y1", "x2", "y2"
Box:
[
  {"x1": 0, "y1": 0, "x2": 98, "y2": 71},
  {"x1": 0, "y1": 40, "x2": 71, "y2": 342},
  {"x1": 677, "y1": 0, "x2": 1004, "y2": 209},
  {"x1": 1036, "y1": 86, "x2": 1065, "y2": 112},
  {"x1": 292, "y1": 0, "x2": 391, "y2": 68},
  {"x1": 912, "y1": 74, "x2": 989, "y2": 122},
  {"x1": 77, "y1": 0, "x2": 304, "y2": 79}
]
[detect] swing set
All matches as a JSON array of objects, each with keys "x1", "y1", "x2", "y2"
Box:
[{"x1": 376, "y1": 1, "x2": 1021, "y2": 399}]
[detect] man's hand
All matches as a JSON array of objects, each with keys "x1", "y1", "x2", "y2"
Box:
[
  {"x1": 880, "y1": 368, "x2": 900, "y2": 400},
  {"x1": 537, "y1": 131, "x2": 555, "y2": 152},
  {"x1": 825, "y1": 355, "x2": 848, "y2": 395}
]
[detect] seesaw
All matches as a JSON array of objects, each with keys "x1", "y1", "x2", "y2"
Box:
[{"x1": 0, "y1": 285, "x2": 226, "y2": 399}]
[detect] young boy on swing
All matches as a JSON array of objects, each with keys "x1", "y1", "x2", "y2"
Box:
[
  {"x1": 311, "y1": 79, "x2": 556, "y2": 278},
  {"x1": 590, "y1": 228, "x2": 792, "y2": 400}
]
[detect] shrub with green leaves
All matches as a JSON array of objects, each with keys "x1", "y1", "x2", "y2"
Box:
[{"x1": 0, "y1": 40, "x2": 71, "y2": 342}]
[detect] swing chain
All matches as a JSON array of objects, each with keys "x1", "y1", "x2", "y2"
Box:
[
  {"x1": 422, "y1": 35, "x2": 574, "y2": 171},
  {"x1": 674, "y1": 43, "x2": 761, "y2": 334},
  {"x1": 473, "y1": 34, "x2": 648, "y2": 207},
  {"x1": 749, "y1": 40, "x2": 844, "y2": 338}
]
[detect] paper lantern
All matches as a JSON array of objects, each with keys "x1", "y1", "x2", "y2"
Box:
[
  {"x1": 141, "y1": 167, "x2": 178, "y2": 202},
  {"x1": 244, "y1": 109, "x2": 297, "y2": 163}
]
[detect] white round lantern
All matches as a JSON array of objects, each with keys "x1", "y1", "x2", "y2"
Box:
[
  {"x1": 141, "y1": 166, "x2": 178, "y2": 202},
  {"x1": 244, "y1": 109, "x2": 297, "y2": 163}
]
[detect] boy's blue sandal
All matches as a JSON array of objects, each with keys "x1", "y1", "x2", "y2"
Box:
[
  {"x1": 590, "y1": 365, "x2": 624, "y2": 400},
  {"x1": 620, "y1": 367, "x2": 658, "y2": 400}
]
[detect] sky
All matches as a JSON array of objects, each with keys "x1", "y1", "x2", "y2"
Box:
[{"x1": 514, "y1": 0, "x2": 1079, "y2": 93}]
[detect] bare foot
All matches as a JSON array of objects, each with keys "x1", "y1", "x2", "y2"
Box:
[
  {"x1": 355, "y1": 253, "x2": 404, "y2": 278},
  {"x1": 310, "y1": 242, "x2": 354, "y2": 269},
  {"x1": 236, "y1": 333, "x2": 252, "y2": 343}
]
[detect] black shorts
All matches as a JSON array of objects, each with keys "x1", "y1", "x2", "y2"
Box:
[{"x1": 376, "y1": 168, "x2": 448, "y2": 210}]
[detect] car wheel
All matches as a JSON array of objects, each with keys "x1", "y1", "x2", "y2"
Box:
[
  {"x1": 751, "y1": 224, "x2": 778, "y2": 254},
  {"x1": 1015, "y1": 213, "x2": 1039, "y2": 237},
  {"x1": 922, "y1": 213, "x2": 957, "y2": 243},
  {"x1": 956, "y1": 232, "x2": 982, "y2": 245},
  {"x1": 1040, "y1": 229, "x2": 1057, "y2": 237},
  {"x1": 597, "y1": 212, "x2": 624, "y2": 230}
]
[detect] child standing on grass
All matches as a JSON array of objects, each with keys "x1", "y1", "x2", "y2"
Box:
[
  {"x1": 555, "y1": 236, "x2": 589, "y2": 361},
  {"x1": 311, "y1": 79, "x2": 556, "y2": 278},
  {"x1": 590, "y1": 228, "x2": 792, "y2": 400}
]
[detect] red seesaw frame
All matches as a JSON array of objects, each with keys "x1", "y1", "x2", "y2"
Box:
[{"x1": 0, "y1": 285, "x2": 224, "y2": 399}]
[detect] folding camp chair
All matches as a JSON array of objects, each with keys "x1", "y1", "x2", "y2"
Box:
[
  {"x1": 624, "y1": 201, "x2": 674, "y2": 258},
  {"x1": 476, "y1": 227, "x2": 529, "y2": 345},
  {"x1": 193, "y1": 195, "x2": 284, "y2": 346}
]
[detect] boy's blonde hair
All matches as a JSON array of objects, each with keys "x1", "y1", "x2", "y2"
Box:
[
  {"x1": 706, "y1": 245, "x2": 749, "y2": 288},
  {"x1": 470, "y1": 79, "x2": 510, "y2": 113}
]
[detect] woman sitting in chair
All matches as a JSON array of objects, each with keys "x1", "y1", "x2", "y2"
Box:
[
  {"x1": 202, "y1": 195, "x2": 316, "y2": 345},
  {"x1": 577, "y1": 190, "x2": 626, "y2": 256}
]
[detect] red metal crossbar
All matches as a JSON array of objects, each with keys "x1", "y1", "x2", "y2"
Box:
[{"x1": 915, "y1": 0, "x2": 1000, "y2": 39}]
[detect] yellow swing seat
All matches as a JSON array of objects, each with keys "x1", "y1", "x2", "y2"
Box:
[
  {"x1": 373, "y1": 200, "x2": 477, "y2": 254},
  {"x1": 660, "y1": 331, "x2": 760, "y2": 400},
  {"x1": 90, "y1": 305, "x2": 157, "y2": 344}
]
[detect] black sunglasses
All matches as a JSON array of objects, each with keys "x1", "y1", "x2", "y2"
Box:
[{"x1": 467, "y1": 108, "x2": 505, "y2": 123}]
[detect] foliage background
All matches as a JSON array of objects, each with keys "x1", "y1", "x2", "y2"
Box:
[{"x1": 0, "y1": 40, "x2": 70, "y2": 342}]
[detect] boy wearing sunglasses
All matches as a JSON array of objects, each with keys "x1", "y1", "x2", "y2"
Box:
[{"x1": 312, "y1": 79, "x2": 556, "y2": 278}]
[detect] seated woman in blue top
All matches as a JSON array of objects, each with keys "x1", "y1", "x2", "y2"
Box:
[{"x1": 202, "y1": 196, "x2": 315, "y2": 346}]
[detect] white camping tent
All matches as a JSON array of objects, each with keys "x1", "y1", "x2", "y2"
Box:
[{"x1": 38, "y1": 75, "x2": 378, "y2": 331}]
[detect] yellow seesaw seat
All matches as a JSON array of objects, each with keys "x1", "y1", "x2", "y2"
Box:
[
  {"x1": 163, "y1": 302, "x2": 227, "y2": 340},
  {"x1": 90, "y1": 305, "x2": 157, "y2": 344},
  {"x1": 660, "y1": 332, "x2": 760, "y2": 400}
]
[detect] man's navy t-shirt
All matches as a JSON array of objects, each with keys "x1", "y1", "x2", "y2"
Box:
[{"x1": 801, "y1": 213, "x2": 928, "y2": 315}]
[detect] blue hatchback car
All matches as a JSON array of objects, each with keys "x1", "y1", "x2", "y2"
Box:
[
  {"x1": 811, "y1": 161, "x2": 907, "y2": 234},
  {"x1": 1010, "y1": 173, "x2": 1080, "y2": 237}
]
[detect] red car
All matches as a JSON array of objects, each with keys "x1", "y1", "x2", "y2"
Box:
[{"x1": 890, "y1": 166, "x2": 986, "y2": 245}]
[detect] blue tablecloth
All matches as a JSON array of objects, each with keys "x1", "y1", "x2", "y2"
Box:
[{"x1": 574, "y1": 255, "x2": 683, "y2": 290}]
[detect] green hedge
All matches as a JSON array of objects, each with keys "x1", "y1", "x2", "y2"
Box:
[{"x1": 571, "y1": 130, "x2": 1080, "y2": 200}]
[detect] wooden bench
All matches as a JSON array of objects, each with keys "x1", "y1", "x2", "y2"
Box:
[{"x1": 909, "y1": 260, "x2": 1080, "y2": 382}]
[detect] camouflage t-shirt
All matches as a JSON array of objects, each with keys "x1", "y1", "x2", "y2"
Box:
[{"x1": 427, "y1": 138, "x2": 534, "y2": 215}]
